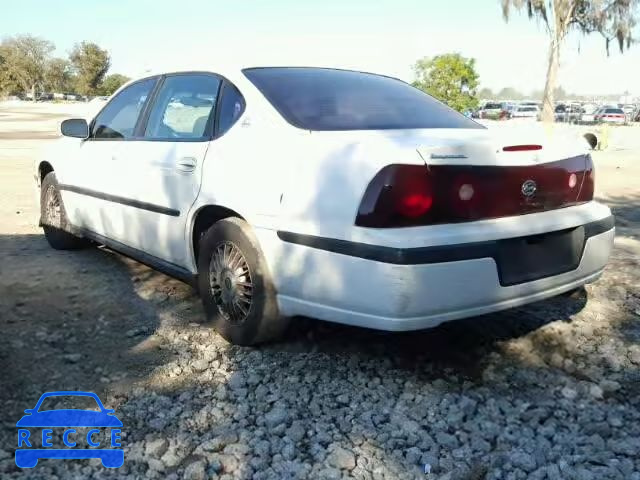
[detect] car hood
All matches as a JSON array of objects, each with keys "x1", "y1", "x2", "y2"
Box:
[{"x1": 16, "y1": 409, "x2": 123, "y2": 427}]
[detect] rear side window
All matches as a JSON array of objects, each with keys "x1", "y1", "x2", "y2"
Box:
[
  {"x1": 244, "y1": 67, "x2": 482, "y2": 131},
  {"x1": 92, "y1": 78, "x2": 156, "y2": 139},
  {"x1": 217, "y1": 82, "x2": 245, "y2": 136},
  {"x1": 144, "y1": 74, "x2": 221, "y2": 140}
]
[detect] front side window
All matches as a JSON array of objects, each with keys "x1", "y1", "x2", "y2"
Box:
[
  {"x1": 244, "y1": 67, "x2": 483, "y2": 131},
  {"x1": 92, "y1": 78, "x2": 156, "y2": 139},
  {"x1": 144, "y1": 74, "x2": 221, "y2": 140}
]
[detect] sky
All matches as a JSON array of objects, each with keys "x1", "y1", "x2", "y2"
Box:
[{"x1": 1, "y1": 0, "x2": 638, "y2": 96}]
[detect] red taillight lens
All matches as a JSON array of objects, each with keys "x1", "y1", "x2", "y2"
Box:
[
  {"x1": 394, "y1": 168, "x2": 433, "y2": 217},
  {"x1": 355, "y1": 165, "x2": 434, "y2": 227},
  {"x1": 398, "y1": 193, "x2": 433, "y2": 217},
  {"x1": 577, "y1": 154, "x2": 594, "y2": 202},
  {"x1": 503, "y1": 144, "x2": 543, "y2": 152},
  {"x1": 355, "y1": 155, "x2": 594, "y2": 228}
]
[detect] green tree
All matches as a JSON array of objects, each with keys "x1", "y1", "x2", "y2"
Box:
[
  {"x1": 412, "y1": 53, "x2": 480, "y2": 112},
  {"x1": 501, "y1": 0, "x2": 639, "y2": 122},
  {"x1": 0, "y1": 47, "x2": 22, "y2": 96},
  {"x1": 44, "y1": 58, "x2": 73, "y2": 93},
  {"x1": 0, "y1": 35, "x2": 54, "y2": 100},
  {"x1": 69, "y1": 41, "x2": 110, "y2": 96},
  {"x1": 99, "y1": 73, "x2": 130, "y2": 96}
]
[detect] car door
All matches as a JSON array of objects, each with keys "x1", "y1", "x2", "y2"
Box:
[
  {"x1": 59, "y1": 77, "x2": 158, "y2": 237},
  {"x1": 102, "y1": 73, "x2": 222, "y2": 267}
]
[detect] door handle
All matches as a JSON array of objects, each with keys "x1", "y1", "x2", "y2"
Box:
[{"x1": 176, "y1": 157, "x2": 197, "y2": 172}]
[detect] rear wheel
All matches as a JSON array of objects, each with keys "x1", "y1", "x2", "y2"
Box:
[
  {"x1": 40, "y1": 172, "x2": 88, "y2": 250},
  {"x1": 197, "y1": 217, "x2": 289, "y2": 345}
]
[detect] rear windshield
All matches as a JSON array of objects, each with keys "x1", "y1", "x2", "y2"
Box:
[
  {"x1": 243, "y1": 67, "x2": 483, "y2": 131},
  {"x1": 518, "y1": 107, "x2": 537, "y2": 112},
  {"x1": 484, "y1": 103, "x2": 503, "y2": 110},
  {"x1": 605, "y1": 108, "x2": 624, "y2": 114}
]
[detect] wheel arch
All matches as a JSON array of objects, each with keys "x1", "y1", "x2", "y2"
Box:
[{"x1": 190, "y1": 204, "x2": 245, "y2": 266}]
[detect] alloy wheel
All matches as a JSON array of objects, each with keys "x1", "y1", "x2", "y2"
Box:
[{"x1": 209, "y1": 241, "x2": 253, "y2": 324}]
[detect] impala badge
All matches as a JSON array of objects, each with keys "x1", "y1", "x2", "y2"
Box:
[
  {"x1": 429, "y1": 154, "x2": 468, "y2": 160},
  {"x1": 521, "y1": 179, "x2": 537, "y2": 197}
]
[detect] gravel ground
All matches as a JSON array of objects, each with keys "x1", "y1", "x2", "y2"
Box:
[{"x1": 0, "y1": 102, "x2": 639, "y2": 479}]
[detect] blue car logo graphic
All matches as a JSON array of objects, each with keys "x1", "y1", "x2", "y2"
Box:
[{"x1": 16, "y1": 391, "x2": 123, "y2": 468}]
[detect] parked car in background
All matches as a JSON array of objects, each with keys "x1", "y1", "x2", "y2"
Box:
[
  {"x1": 502, "y1": 103, "x2": 517, "y2": 118},
  {"x1": 580, "y1": 104, "x2": 599, "y2": 124},
  {"x1": 621, "y1": 104, "x2": 635, "y2": 122},
  {"x1": 596, "y1": 107, "x2": 626, "y2": 125},
  {"x1": 511, "y1": 105, "x2": 539, "y2": 119},
  {"x1": 568, "y1": 104, "x2": 585, "y2": 123},
  {"x1": 35, "y1": 66, "x2": 614, "y2": 345},
  {"x1": 554, "y1": 104, "x2": 568, "y2": 122},
  {"x1": 480, "y1": 102, "x2": 508, "y2": 120}
]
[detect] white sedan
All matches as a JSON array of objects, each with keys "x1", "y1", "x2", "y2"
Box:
[
  {"x1": 596, "y1": 107, "x2": 626, "y2": 125},
  {"x1": 510, "y1": 105, "x2": 539, "y2": 119},
  {"x1": 35, "y1": 66, "x2": 614, "y2": 345}
]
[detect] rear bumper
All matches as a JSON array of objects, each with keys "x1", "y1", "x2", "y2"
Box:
[{"x1": 263, "y1": 215, "x2": 614, "y2": 331}]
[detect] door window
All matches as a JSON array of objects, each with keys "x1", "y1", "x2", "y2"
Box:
[
  {"x1": 92, "y1": 78, "x2": 156, "y2": 139},
  {"x1": 217, "y1": 83, "x2": 245, "y2": 136},
  {"x1": 144, "y1": 74, "x2": 221, "y2": 140}
]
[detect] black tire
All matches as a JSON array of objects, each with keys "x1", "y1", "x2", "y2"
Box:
[
  {"x1": 197, "y1": 217, "x2": 289, "y2": 345},
  {"x1": 40, "y1": 172, "x2": 88, "y2": 250}
]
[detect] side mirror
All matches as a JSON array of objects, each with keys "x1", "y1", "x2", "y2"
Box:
[
  {"x1": 24, "y1": 409, "x2": 34, "y2": 414},
  {"x1": 61, "y1": 118, "x2": 89, "y2": 139}
]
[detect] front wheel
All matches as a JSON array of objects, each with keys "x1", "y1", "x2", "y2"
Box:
[
  {"x1": 197, "y1": 217, "x2": 289, "y2": 345},
  {"x1": 40, "y1": 172, "x2": 88, "y2": 250}
]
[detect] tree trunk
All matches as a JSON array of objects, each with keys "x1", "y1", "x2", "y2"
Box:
[
  {"x1": 541, "y1": 37, "x2": 560, "y2": 123},
  {"x1": 31, "y1": 84, "x2": 36, "y2": 102}
]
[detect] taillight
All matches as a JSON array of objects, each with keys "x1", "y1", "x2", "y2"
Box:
[
  {"x1": 355, "y1": 165, "x2": 433, "y2": 227},
  {"x1": 355, "y1": 155, "x2": 594, "y2": 228},
  {"x1": 577, "y1": 154, "x2": 594, "y2": 202},
  {"x1": 503, "y1": 144, "x2": 542, "y2": 152},
  {"x1": 395, "y1": 167, "x2": 433, "y2": 217}
]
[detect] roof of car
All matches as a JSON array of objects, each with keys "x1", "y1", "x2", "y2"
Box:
[
  {"x1": 110, "y1": 65, "x2": 413, "y2": 128},
  {"x1": 128, "y1": 64, "x2": 395, "y2": 85},
  {"x1": 117, "y1": 64, "x2": 395, "y2": 98}
]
